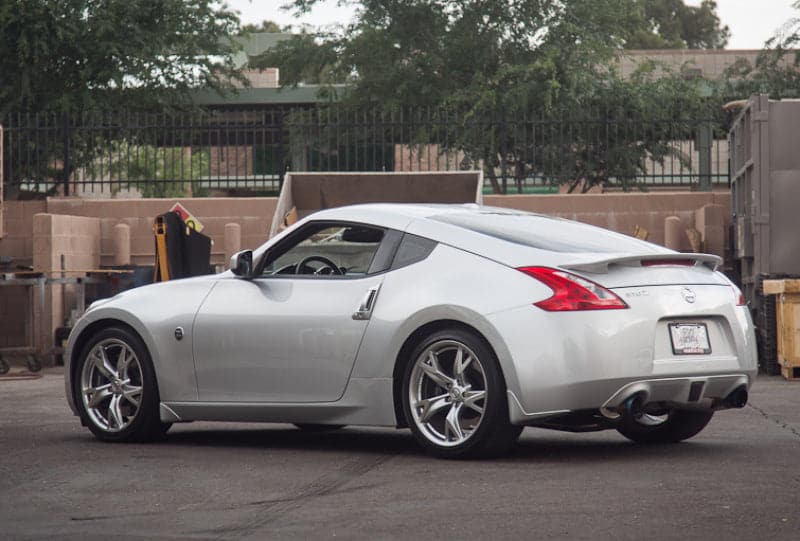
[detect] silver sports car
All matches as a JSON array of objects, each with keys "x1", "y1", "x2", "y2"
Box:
[{"x1": 65, "y1": 204, "x2": 757, "y2": 458}]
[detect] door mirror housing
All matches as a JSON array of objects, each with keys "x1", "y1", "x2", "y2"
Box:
[{"x1": 230, "y1": 250, "x2": 254, "y2": 278}]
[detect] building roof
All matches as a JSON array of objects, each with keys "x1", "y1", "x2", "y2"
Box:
[{"x1": 192, "y1": 85, "x2": 346, "y2": 106}]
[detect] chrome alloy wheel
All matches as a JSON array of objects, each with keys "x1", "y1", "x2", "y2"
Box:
[
  {"x1": 408, "y1": 340, "x2": 488, "y2": 447},
  {"x1": 634, "y1": 412, "x2": 670, "y2": 427},
  {"x1": 80, "y1": 338, "x2": 143, "y2": 432}
]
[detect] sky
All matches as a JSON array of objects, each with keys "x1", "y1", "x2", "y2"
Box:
[{"x1": 228, "y1": 0, "x2": 798, "y2": 50}]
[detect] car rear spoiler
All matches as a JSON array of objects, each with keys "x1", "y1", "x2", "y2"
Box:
[{"x1": 562, "y1": 253, "x2": 723, "y2": 274}]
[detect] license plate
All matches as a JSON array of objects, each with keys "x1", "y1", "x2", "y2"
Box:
[{"x1": 669, "y1": 323, "x2": 711, "y2": 355}]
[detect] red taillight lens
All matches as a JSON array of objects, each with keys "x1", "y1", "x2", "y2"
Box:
[
  {"x1": 518, "y1": 266, "x2": 629, "y2": 311},
  {"x1": 730, "y1": 284, "x2": 746, "y2": 306}
]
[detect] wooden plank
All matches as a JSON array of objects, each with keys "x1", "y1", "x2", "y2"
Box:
[
  {"x1": 777, "y1": 293, "x2": 800, "y2": 367},
  {"x1": 763, "y1": 279, "x2": 800, "y2": 295},
  {"x1": 763, "y1": 279, "x2": 786, "y2": 294},
  {"x1": 781, "y1": 365, "x2": 800, "y2": 381}
]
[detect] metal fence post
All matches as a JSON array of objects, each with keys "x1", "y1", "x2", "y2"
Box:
[
  {"x1": 62, "y1": 113, "x2": 70, "y2": 196},
  {"x1": 697, "y1": 122, "x2": 712, "y2": 192}
]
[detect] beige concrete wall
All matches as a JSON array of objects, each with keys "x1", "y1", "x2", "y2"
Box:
[
  {"x1": 46, "y1": 198, "x2": 277, "y2": 267},
  {"x1": 484, "y1": 192, "x2": 731, "y2": 254},
  {"x1": 209, "y1": 146, "x2": 255, "y2": 178},
  {"x1": 0, "y1": 201, "x2": 47, "y2": 267},
  {"x1": 32, "y1": 213, "x2": 102, "y2": 350},
  {"x1": 0, "y1": 191, "x2": 731, "y2": 363}
]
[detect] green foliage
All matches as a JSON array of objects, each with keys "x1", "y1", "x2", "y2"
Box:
[
  {"x1": 83, "y1": 140, "x2": 210, "y2": 198},
  {"x1": 718, "y1": 1, "x2": 800, "y2": 99},
  {"x1": 263, "y1": 0, "x2": 639, "y2": 107},
  {"x1": 444, "y1": 63, "x2": 712, "y2": 193},
  {"x1": 270, "y1": 0, "x2": 718, "y2": 192},
  {"x1": 627, "y1": 0, "x2": 729, "y2": 49},
  {"x1": 240, "y1": 20, "x2": 285, "y2": 33},
  {"x1": 0, "y1": 0, "x2": 245, "y2": 114}
]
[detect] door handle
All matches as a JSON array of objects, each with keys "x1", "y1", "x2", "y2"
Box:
[{"x1": 352, "y1": 285, "x2": 380, "y2": 320}]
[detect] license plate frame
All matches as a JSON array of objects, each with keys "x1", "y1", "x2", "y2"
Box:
[{"x1": 668, "y1": 322, "x2": 712, "y2": 355}]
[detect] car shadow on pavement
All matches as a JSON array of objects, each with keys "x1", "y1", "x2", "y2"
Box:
[
  {"x1": 94, "y1": 424, "x2": 729, "y2": 463},
  {"x1": 158, "y1": 425, "x2": 426, "y2": 457},
  {"x1": 506, "y1": 432, "x2": 726, "y2": 464}
]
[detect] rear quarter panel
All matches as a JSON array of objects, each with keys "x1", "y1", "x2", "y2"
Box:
[{"x1": 350, "y1": 243, "x2": 548, "y2": 398}]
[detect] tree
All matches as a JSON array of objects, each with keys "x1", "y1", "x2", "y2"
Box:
[
  {"x1": 0, "y1": 0, "x2": 245, "y2": 114},
  {"x1": 626, "y1": 0, "x2": 729, "y2": 49},
  {"x1": 260, "y1": 0, "x2": 640, "y2": 106},
  {"x1": 719, "y1": 1, "x2": 800, "y2": 99},
  {"x1": 240, "y1": 19, "x2": 285, "y2": 33},
  {"x1": 265, "y1": 1, "x2": 712, "y2": 193}
]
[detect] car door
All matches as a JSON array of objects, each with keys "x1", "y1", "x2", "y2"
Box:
[{"x1": 192, "y1": 222, "x2": 395, "y2": 403}]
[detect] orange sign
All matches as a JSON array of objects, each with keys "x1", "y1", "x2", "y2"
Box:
[{"x1": 169, "y1": 202, "x2": 204, "y2": 232}]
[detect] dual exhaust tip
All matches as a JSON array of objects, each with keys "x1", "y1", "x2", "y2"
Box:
[
  {"x1": 602, "y1": 385, "x2": 749, "y2": 420},
  {"x1": 722, "y1": 386, "x2": 749, "y2": 409}
]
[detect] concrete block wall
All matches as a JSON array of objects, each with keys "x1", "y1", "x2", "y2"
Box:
[
  {"x1": 484, "y1": 192, "x2": 731, "y2": 255},
  {"x1": 46, "y1": 198, "x2": 278, "y2": 267},
  {"x1": 0, "y1": 191, "x2": 731, "y2": 363},
  {"x1": 0, "y1": 201, "x2": 47, "y2": 267},
  {"x1": 32, "y1": 213, "x2": 101, "y2": 351},
  {"x1": 209, "y1": 146, "x2": 255, "y2": 178}
]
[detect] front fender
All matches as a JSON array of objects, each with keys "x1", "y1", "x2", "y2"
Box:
[{"x1": 65, "y1": 277, "x2": 219, "y2": 415}]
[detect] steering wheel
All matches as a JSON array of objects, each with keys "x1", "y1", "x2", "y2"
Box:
[{"x1": 295, "y1": 255, "x2": 343, "y2": 275}]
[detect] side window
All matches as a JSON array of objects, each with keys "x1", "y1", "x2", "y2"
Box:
[
  {"x1": 391, "y1": 234, "x2": 437, "y2": 270},
  {"x1": 262, "y1": 223, "x2": 386, "y2": 277}
]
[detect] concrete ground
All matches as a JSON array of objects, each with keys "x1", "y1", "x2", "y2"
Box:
[{"x1": 1, "y1": 369, "x2": 798, "y2": 541}]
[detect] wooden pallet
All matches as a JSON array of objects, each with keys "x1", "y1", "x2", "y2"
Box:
[
  {"x1": 763, "y1": 279, "x2": 800, "y2": 381},
  {"x1": 781, "y1": 365, "x2": 800, "y2": 380}
]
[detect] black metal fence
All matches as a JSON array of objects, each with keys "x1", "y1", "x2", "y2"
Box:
[{"x1": 1, "y1": 106, "x2": 729, "y2": 198}]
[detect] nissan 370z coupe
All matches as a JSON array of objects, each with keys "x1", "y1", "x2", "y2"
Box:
[{"x1": 65, "y1": 204, "x2": 757, "y2": 458}]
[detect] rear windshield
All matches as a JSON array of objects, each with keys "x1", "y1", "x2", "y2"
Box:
[{"x1": 430, "y1": 212, "x2": 663, "y2": 254}]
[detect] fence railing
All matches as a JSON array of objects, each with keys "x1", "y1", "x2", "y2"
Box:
[{"x1": 1, "y1": 106, "x2": 729, "y2": 198}]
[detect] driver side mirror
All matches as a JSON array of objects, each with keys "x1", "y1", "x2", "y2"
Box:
[{"x1": 230, "y1": 250, "x2": 254, "y2": 278}]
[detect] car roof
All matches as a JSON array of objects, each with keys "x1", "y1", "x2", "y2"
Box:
[
  {"x1": 311, "y1": 202, "x2": 532, "y2": 226},
  {"x1": 291, "y1": 203, "x2": 669, "y2": 269}
]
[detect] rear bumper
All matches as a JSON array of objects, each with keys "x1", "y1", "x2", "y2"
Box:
[
  {"x1": 507, "y1": 373, "x2": 752, "y2": 425},
  {"x1": 485, "y1": 286, "x2": 758, "y2": 423}
]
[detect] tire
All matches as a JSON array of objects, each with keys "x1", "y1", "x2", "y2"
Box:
[
  {"x1": 74, "y1": 326, "x2": 171, "y2": 442},
  {"x1": 616, "y1": 409, "x2": 714, "y2": 444},
  {"x1": 402, "y1": 328, "x2": 522, "y2": 459},
  {"x1": 294, "y1": 424, "x2": 346, "y2": 432}
]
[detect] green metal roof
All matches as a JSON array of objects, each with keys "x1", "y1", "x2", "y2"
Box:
[{"x1": 191, "y1": 85, "x2": 346, "y2": 106}]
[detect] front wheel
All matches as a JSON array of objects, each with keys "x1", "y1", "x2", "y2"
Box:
[
  {"x1": 74, "y1": 326, "x2": 170, "y2": 442},
  {"x1": 402, "y1": 328, "x2": 522, "y2": 459},
  {"x1": 616, "y1": 409, "x2": 714, "y2": 444}
]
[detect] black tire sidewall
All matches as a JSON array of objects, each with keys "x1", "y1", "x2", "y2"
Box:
[
  {"x1": 74, "y1": 326, "x2": 164, "y2": 442},
  {"x1": 401, "y1": 328, "x2": 515, "y2": 459},
  {"x1": 617, "y1": 409, "x2": 714, "y2": 444}
]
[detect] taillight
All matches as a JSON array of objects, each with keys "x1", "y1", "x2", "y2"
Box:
[
  {"x1": 730, "y1": 284, "x2": 746, "y2": 306},
  {"x1": 518, "y1": 266, "x2": 628, "y2": 311}
]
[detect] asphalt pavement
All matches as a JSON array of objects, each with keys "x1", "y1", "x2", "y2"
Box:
[{"x1": 1, "y1": 369, "x2": 798, "y2": 540}]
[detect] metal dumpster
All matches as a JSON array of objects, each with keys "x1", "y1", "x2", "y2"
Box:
[
  {"x1": 729, "y1": 95, "x2": 800, "y2": 373},
  {"x1": 269, "y1": 171, "x2": 483, "y2": 238}
]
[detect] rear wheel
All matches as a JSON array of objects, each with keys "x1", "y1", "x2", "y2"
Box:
[
  {"x1": 616, "y1": 409, "x2": 714, "y2": 444},
  {"x1": 402, "y1": 328, "x2": 522, "y2": 459},
  {"x1": 74, "y1": 326, "x2": 170, "y2": 442}
]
